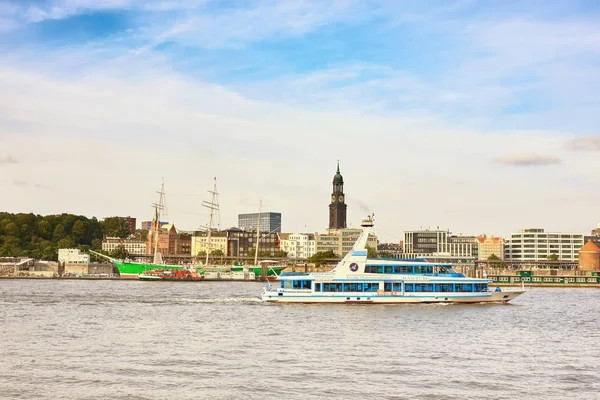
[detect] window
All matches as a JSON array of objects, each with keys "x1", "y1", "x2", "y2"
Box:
[
  {"x1": 384, "y1": 283, "x2": 392, "y2": 291},
  {"x1": 414, "y1": 283, "x2": 434, "y2": 292},
  {"x1": 456, "y1": 283, "x2": 472, "y2": 292},
  {"x1": 436, "y1": 283, "x2": 454, "y2": 292},
  {"x1": 474, "y1": 283, "x2": 487, "y2": 292},
  {"x1": 404, "y1": 283, "x2": 414, "y2": 292},
  {"x1": 323, "y1": 283, "x2": 343, "y2": 292},
  {"x1": 315, "y1": 283, "x2": 321, "y2": 292},
  {"x1": 394, "y1": 265, "x2": 413, "y2": 274}
]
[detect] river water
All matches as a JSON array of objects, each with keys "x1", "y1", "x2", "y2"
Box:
[{"x1": 0, "y1": 280, "x2": 598, "y2": 400}]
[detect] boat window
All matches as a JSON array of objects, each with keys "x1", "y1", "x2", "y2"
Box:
[
  {"x1": 384, "y1": 283, "x2": 392, "y2": 291},
  {"x1": 474, "y1": 283, "x2": 488, "y2": 292},
  {"x1": 344, "y1": 282, "x2": 360, "y2": 292},
  {"x1": 323, "y1": 283, "x2": 343, "y2": 292},
  {"x1": 394, "y1": 265, "x2": 412, "y2": 274},
  {"x1": 414, "y1": 283, "x2": 434, "y2": 292},
  {"x1": 404, "y1": 283, "x2": 414, "y2": 292},
  {"x1": 315, "y1": 283, "x2": 321, "y2": 292},
  {"x1": 392, "y1": 282, "x2": 402, "y2": 291},
  {"x1": 291, "y1": 280, "x2": 311, "y2": 289},
  {"x1": 384, "y1": 266, "x2": 393, "y2": 274},
  {"x1": 364, "y1": 283, "x2": 379, "y2": 292},
  {"x1": 455, "y1": 283, "x2": 473, "y2": 292},
  {"x1": 436, "y1": 283, "x2": 454, "y2": 292},
  {"x1": 422, "y1": 266, "x2": 433, "y2": 274},
  {"x1": 414, "y1": 266, "x2": 422, "y2": 274}
]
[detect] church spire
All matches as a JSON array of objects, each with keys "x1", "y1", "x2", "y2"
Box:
[{"x1": 336, "y1": 159, "x2": 340, "y2": 174}]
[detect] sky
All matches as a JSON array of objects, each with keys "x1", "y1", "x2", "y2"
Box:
[{"x1": 1, "y1": 0, "x2": 599, "y2": 242}]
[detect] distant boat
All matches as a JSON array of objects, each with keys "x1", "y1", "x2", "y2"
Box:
[{"x1": 138, "y1": 268, "x2": 204, "y2": 281}]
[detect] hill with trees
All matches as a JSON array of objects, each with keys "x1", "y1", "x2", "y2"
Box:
[{"x1": 0, "y1": 212, "x2": 131, "y2": 260}]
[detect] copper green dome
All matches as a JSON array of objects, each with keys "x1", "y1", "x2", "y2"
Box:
[{"x1": 333, "y1": 160, "x2": 343, "y2": 183}]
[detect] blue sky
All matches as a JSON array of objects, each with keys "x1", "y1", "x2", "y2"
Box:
[{"x1": 1, "y1": 0, "x2": 600, "y2": 240}]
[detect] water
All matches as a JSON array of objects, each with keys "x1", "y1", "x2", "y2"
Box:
[{"x1": 0, "y1": 280, "x2": 599, "y2": 400}]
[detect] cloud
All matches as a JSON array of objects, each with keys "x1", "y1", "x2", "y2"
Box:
[
  {"x1": 0, "y1": 155, "x2": 19, "y2": 164},
  {"x1": 565, "y1": 136, "x2": 600, "y2": 151},
  {"x1": 492, "y1": 154, "x2": 562, "y2": 167},
  {"x1": 0, "y1": 1, "x2": 599, "y2": 239}
]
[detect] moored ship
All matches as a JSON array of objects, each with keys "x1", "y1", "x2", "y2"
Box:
[
  {"x1": 138, "y1": 268, "x2": 204, "y2": 281},
  {"x1": 262, "y1": 215, "x2": 526, "y2": 304}
]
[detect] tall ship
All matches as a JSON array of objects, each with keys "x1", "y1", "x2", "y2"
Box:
[
  {"x1": 262, "y1": 215, "x2": 526, "y2": 304},
  {"x1": 112, "y1": 179, "x2": 204, "y2": 279}
]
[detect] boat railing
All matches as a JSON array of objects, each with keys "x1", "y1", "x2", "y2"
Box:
[{"x1": 280, "y1": 272, "x2": 311, "y2": 276}]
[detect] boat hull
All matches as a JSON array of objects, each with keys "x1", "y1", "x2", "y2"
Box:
[
  {"x1": 138, "y1": 268, "x2": 204, "y2": 281},
  {"x1": 114, "y1": 261, "x2": 203, "y2": 279},
  {"x1": 261, "y1": 290, "x2": 525, "y2": 304}
]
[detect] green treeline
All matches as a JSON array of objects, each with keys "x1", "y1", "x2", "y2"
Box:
[{"x1": 0, "y1": 212, "x2": 132, "y2": 260}]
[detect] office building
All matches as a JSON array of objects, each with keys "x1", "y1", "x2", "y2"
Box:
[{"x1": 238, "y1": 212, "x2": 282, "y2": 233}]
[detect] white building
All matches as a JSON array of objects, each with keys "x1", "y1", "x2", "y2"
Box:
[
  {"x1": 504, "y1": 228, "x2": 584, "y2": 262},
  {"x1": 191, "y1": 231, "x2": 228, "y2": 256},
  {"x1": 102, "y1": 237, "x2": 147, "y2": 255},
  {"x1": 279, "y1": 233, "x2": 317, "y2": 259},
  {"x1": 315, "y1": 229, "x2": 378, "y2": 257},
  {"x1": 403, "y1": 230, "x2": 475, "y2": 259},
  {"x1": 477, "y1": 235, "x2": 505, "y2": 260},
  {"x1": 58, "y1": 249, "x2": 90, "y2": 264}
]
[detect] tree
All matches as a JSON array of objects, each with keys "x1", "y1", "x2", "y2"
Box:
[
  {"x1": 101, "y1": 217, "x2": 131, "y2": 238},
  {"x1": 37, "y1": 219, "x2": 52, "y2": 240},
  {"x1": 274, "y1": 250, "x2": 288, "y2": 258},
  {"x1": 71, "y1": 220, "x2": 87, "y2": 243},
  {"x1": 4, "y1": 222, "x2": 20, "y2": 237},
  {"x1": 52, "y1": 224, "x2": 66, "y2": 241},
  {"x1": 211, "y1": 249, "x2": 224, "y2": 257},
  {"x1": 308, "y1": 250, "x2": 337, "y2": 267},
  {"x1": 247, "y1": 248, "x2": 270, "y2": 257},
  {"x1": 136, "y1": 230, "x2": 149, "y2": 241},
  {"x1": 58, "y1": 237, "x2": 75, "y2": 249},
  {"x1": 378, "y1": 251, "x2": 393, "y2": 259},
  {"x1": 366, "y1": 245, "x2": 377, "y2": 258},
  {"x1": 488, "y1": 254, "x2": 500, "y2": 261},
  {"x1": 547, "y1": 254, "x2": 559, "y2": 261},
  {"x1": 110, "y1": 245, "x2": 130, "y2": 260}
]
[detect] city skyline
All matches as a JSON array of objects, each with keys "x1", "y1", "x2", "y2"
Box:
[{"x1": 1, "y1": 1, "x2": 599, "y2": 242}]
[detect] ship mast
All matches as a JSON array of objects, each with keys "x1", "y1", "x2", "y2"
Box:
[
  {"x1": 152, "y1": 178, "x2": 166, "y2": 265},
  {"x1": 202, "y1": 177, "x2": 219, "y2": 267},
  {"x1": 256, "y1": 199, "x2": 266, "y2": 281}
]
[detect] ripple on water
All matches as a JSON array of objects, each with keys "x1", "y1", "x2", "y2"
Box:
[{"x1": 0, "y1": 283, "x2": 599, "y2": 400}]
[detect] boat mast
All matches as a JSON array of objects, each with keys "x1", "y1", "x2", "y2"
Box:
[
  {"x1": 256, "y1": 199, "x2": 267, "y2": 281},
  {"x1": 202, "y1": 177, "x2": 219, "y2": 267},
  {"x1": 152, "y1": 178, "x2": 166, "y2": 265}
]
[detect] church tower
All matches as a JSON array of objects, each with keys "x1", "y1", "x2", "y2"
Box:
[{"x1": 329, "y1": 160, "x2": 347, "y2": 230}]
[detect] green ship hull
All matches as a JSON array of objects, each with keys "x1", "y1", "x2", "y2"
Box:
[
  {"x1": 114, "y1": 261, "x2": 204, "y2": 279},
  {"x1": 114, "y1": 261, "x2": 285, "y2": 279}
]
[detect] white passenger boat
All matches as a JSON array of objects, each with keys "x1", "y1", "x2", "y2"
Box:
[{"x1": 261, "y1": 215, "x2": 525, "y2": 304}]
